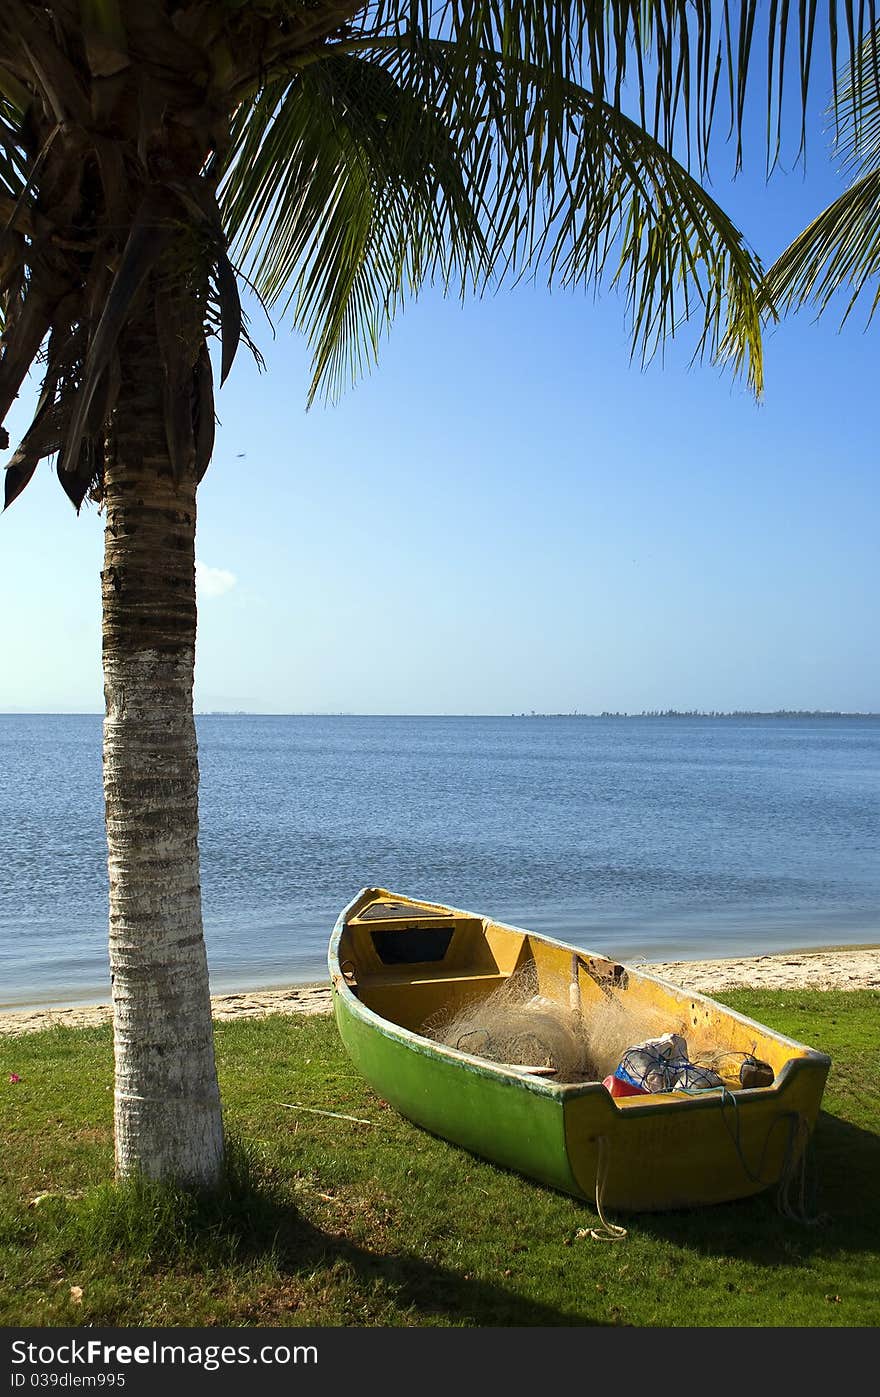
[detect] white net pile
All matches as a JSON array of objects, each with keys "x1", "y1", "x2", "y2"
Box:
[
  {"x1": 577, "y1": 993, "x2": 680, "y2": 1080},
  {"x1": 422, "y1": 963, "x2": 595, "y2": 1080},
  {"x1": 421, "y1": 963, "x2": 763, "y2": 1088},
  {"x1": 422, "y1": 963, "x2": 691, "y2": 1083}
]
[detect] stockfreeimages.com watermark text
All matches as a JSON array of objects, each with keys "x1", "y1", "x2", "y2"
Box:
[{"x1": 10, "y1": 1339, "x2": 316, "y2": 1376}]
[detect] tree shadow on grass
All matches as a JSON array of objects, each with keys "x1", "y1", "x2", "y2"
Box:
[
  {"x1": 220, "y1": 1146, "x2": 604, "y2": 1325},
  {"x1": 240, "y1": 1205, "x2": 608, "y2": 1327},
  {"x1": 625, "y1": 1110, "x2": 880, "y2": 1265},
  {"x1": 63, "y1": 1144, "x2": 607, "y2": 1327}
]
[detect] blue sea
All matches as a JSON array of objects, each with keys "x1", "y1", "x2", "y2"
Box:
[{"x1": 1, "y1": 714, "x2": 878, "y2": 1009}]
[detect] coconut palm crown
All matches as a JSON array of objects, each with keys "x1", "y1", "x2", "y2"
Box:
[
  {"x1": 1, "y1": 3, "x2": 876, "y2": 1187},
  {"x1": 2, "y1": 0, "x2": 779, "y2": 507}
]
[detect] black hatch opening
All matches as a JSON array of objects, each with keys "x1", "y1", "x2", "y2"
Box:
[{"x1": 370, "y1": 926, "x2": 455, "y2": 965}]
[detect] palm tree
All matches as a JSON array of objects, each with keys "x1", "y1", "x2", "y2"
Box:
[{"x1": 0, "y1": 3, "x2": 870, "y2": 1188}]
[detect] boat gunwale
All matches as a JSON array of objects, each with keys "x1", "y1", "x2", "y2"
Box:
[{"x1": 328, "y1": 887, "x2": 831, "y2": 1109}]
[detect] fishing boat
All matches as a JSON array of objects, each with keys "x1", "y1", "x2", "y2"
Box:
[{"x1": 328, "y1": 888, "x2": 830, "y2": 1213}]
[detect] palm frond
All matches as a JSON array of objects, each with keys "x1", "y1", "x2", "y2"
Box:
[
  {"x1": 221, "y1": 51, "x2": 494, "y2": 401},
  {"x1": 763, "y1": 21, "x2": 880, "y2": 320},
  {"x1": 350, "y1": 2, "x2": 880, "y2": 173},
  {"x1": 764, "y1": 167, "x2": 880, "y2": 320},
  {"x1": 221, "y1": 36, "x2": 766, "y2": 402},
  {"x1": 0, "y1": 99, "x2": 28, "y2": 201},
  {"x1": 8, "y1": 1, "x2": 880, "y2": 506},
  {"x1": 832, "y1": 20, "x2": 880, "y2": 170},
  {"x1": 0, "y1": 98, "x2": 29, "y2": 341}
]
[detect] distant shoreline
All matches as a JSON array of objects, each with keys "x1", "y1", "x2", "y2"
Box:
[
  {"x1": 513, "y1": 710, "x2": 880, "y2": 719},
  {"x1": 3, "y1": 710, "x2": 879, "y2": 720}
]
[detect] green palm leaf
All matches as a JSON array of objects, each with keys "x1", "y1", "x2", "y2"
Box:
[
  {"x1": 345, "y1": 2, "x2": 880, "y2": 171},
  {"x1": 765, "y1": 167, "x2": 880, "y2": 320},
  {"x1": 221, "y1": 35, "x2": 766, "y2": 401},
  {"x1": 222, "y1": 53, "x2": 498, "y2": 400},
  {"x1": 6, "y1": 1, "x2": 880, "y2": 491},
  {"x1": 832, "y1": 20, "x2": 880, "y2": 170},
  {"x1": 765, "y1": 21, "x2": 880, "y2": 319}
]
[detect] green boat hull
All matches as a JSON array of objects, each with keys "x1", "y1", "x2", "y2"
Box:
[
  {"x1": 329, "y1": 888, "x2": 831, "y2": 1212},
  {"x1": 333, "y1": 986, "x2": 583, "y2": 1198}
]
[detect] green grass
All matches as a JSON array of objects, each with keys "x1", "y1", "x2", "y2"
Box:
[{"x1": 1, "y1": 991, "x2": 878, "y2": 1327}]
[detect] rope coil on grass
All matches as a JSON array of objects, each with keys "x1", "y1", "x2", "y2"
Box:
[{"x1": 586, "y1": 1136, "x2": 627, "y2": 1242}]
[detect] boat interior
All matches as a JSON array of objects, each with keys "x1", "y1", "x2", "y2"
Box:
[{"x1": 335, "y1": 890, "x2": 803, "y2": 1082}]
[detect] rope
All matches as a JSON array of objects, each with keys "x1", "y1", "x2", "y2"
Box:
[
  {"x1": 715, "y1": 1092, "x2": 824, "y2": 1226},
  {"x1": 717, "y1": 1086, "x2": 768, "y2": 1184},
  {"x1": 572, "y1": 1091, "x2": 822, "y2": 1238},
  {"x1": 585, "y1": 1136, "x2": 627, "y2": 1242},
  {"x1": 776, "y1": 1113, "x2": 825, "y2": 1226}
]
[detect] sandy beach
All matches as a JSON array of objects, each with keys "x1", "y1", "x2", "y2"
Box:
[{"x1": 1, "y1": 945, "x2": 877, "y2": 1038}]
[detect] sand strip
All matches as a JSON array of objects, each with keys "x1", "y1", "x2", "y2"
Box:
[
  {"x1": 0, "y1": 985, "x2": 334, "y2": 1039},
  {"x1": 0, "y1": 949, "x2": 877, "y2": 1039},
  {"x1": 1, "y1": 946, "x2": 877, "y2": 1039},
  {"x1": 646, "y1": 946, "x2": 880, "y2": 994}
]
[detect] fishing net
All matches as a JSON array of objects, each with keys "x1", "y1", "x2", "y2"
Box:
[
  {"x1": 580, "y1": 996, "x2": 774, "y2": 1088},
  {"x1": 422, "y1": 963, "x2": 596, "y2": 1080},
  {"x1": 423, "y1": 964, "x2": 689, "y2": 1083},
  {"x1": 612, "y1": 1033, "x2": 726, "y2": 1092},
  {"x1": 421, "y1": 963, "x2": 774, "y2": 1090},
  {"x1": 576, "y1": 993, "x2": 677, "y2": 1080}
]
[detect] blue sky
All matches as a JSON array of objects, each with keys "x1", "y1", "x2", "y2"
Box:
[{"x1": 1, "y1": 77, "x2": 878, "y2": 714}]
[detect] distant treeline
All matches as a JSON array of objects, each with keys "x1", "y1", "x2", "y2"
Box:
[{"x1": 515, "y1": 709, "x2": 879, "y2": 719}]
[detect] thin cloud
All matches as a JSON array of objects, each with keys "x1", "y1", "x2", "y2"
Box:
[{"x1": 196, "y1": 560, "x2": 237, "y2": 600}]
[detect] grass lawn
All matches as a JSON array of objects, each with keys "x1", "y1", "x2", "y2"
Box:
[{"x1": 1, "y1": 990, "x2": 877, "y2": 1328}]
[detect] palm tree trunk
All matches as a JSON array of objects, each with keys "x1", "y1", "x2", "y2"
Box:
[{"x1": 101, "y1": 312, "x2": 224, "y2": 1187}]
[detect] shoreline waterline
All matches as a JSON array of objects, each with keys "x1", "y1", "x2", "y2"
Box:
[
  {"x1": 3, "y1": 934, "x2": 879, "y2": 1017},
  {"x1": 2, "y1": 944, "x2": 878, "y2": 1038}
]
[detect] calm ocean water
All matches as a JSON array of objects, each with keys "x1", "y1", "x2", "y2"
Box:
[{"x1": 1, "y1": 714, "x2": 878, "y2": 1009}]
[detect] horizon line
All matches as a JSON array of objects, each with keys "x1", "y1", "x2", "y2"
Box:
[{"x1": 2, "y1": 708, "x2": 879, "y2": 719}]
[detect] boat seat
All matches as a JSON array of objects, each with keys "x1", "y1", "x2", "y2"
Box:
[
  {"x1": 362, "y1": 967, "x2": 507, "y2": 989},
  {"x1": 358, "y1": 971, "x2": 508, "y2": 1029}
]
